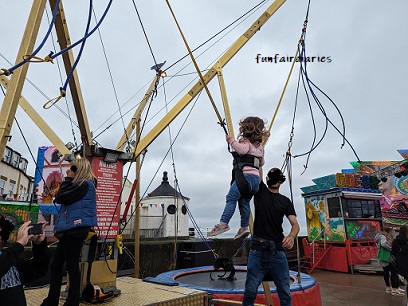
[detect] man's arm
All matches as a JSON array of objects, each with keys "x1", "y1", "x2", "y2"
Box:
[{"x1": 282, "y1": 215, "x2": 300, "y2": 250}]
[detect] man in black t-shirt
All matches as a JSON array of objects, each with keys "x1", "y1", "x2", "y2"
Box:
[{"x1": 243, "y1": 168, "x2": 300, "y2": 306}]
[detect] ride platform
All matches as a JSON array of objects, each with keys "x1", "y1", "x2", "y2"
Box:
[{"x1": 25, "y1": 276, "x2": 209, "y2": 306}]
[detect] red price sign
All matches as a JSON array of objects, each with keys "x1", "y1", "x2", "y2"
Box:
[{"x1": 92, "y1": 156, "x2": 123, "y2": 238}]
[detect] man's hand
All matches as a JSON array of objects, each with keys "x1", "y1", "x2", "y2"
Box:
[
  {"x1": 16, "y1": 221, "x2": 34, "y2": 247},
  {"x1": 32, "y1": 222, "x2": 47, "y2": 245},
  {"x1": 282, "y1": 234, "x2": 295, "y2": 250}
]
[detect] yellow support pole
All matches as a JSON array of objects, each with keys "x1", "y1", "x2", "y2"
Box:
[
  {"x1": 116, "y1": 74, "x2": 161, "y2": 151},
  {"x1": 133, "y1": 0, "x2": 286, "y2": 158},
  {"x1": 0, "y1": 0, "x2": 47, "y2": 158},
  {"x1": 0, "y1": 76, "x2": 70, "y2": 156}
]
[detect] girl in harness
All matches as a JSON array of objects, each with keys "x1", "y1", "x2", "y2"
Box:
[{"x1": 208, "y1": 116, "x2": 268, "y2": 240}]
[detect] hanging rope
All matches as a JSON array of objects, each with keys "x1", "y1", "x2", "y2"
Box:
[
  {"x1": 44, "y1": 0, "x2": 114, "y2": 63},
  {"x1": 43, "y1": 0, "x2": 94, "y2": 109},
  {"x1": 283, "y1": 150, "x2": 303, "y2": 286},
  {"x1": 283, "y1": 0, "x2": 361, "y2": 174},
  {"x1": 165, "y1": 0, "x2": 228, "y2": 135},
  {"x1": 0, "y1": 0, "x2": 62, "y2": 76},
  {"x1": 262, "y1": 48, "x2": 299, "y2": 147}
]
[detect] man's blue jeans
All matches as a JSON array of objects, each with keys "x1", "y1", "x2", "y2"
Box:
[
  {"x1": 243, "y1": 249, "x2": 292, "y2": 306},
  {"x1": 220, "y1": 174, "x2": 259, "y2": 227}
]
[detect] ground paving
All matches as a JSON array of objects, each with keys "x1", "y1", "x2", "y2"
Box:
[{"x1": 314, "y1": 269, "x2": 407, "y2": 306}]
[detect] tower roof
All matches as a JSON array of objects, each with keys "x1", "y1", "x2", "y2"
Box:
[{"x1": 147, "y1": 171, "x2": 189, "y2": 200}]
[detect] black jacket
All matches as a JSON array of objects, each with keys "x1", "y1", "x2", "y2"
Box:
[
  {"x1": 392, "y1": 234, "x2": 408, "y2": 277},
  {"x1": 0, "y1": 239, "x2": 50, "y2": 306}
]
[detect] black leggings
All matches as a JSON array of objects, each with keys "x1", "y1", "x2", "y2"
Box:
[
  {"x1": 41, "y1": 236, "x2": 85, "y2": 306},
  {"x1": 383, "y1": 263, "x2": 398, "y2": 288}
]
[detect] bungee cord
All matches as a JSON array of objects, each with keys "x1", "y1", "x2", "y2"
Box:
[
  {"x1": 283, "y1": 0, "x2": 361, "y2": 175},
  {"x1": 84, "y1": 0, "x2": 267, "y2": 142},
  {"x1": 44, "y1": 0, "x2": 114, "y2": 63},
  {"x1": 0, "y1": 0, "x2": 62, "y2": 76},
  {"x1": 165, "y1": 0, "x2": 228, "y2": 135},
  {"x1": 43, "y1": 0, "x2": 94, "y2": 109}
]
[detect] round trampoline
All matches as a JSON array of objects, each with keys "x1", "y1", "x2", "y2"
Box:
[{"x1": 145, "y1": 266, "x2": 321, "y2": 305}]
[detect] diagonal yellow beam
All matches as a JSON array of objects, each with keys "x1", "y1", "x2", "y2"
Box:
[
  {"x1": 116, "y1": 74, "x2": 161, "y2": 151},
  {"x1": 0, "y1": 0, "x2": 47, "y2": 158},
  {"x1": 0, "y1": 76, "x2": 70, "y2": 155},
  {"x1": 48, "y1": 0, "x2": 93, "y2": 156},
  {"x1": 133, "y1": 0, "x2": 286, "y2": 158}
]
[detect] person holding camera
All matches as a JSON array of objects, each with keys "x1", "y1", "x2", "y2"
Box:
[
  {"x1": 0, "y1": 219, "x2": 49, "y2": 306},
  {"x1": 243, "y1": 168, "x2": 300, "y2": 306},
  {"x1": 41, "y1": 158, "x2": 97, "y2": 306}
]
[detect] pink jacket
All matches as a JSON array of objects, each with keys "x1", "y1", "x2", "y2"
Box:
[{"x1": 228, "y1": 138, "x2": 265, "y2": 176}]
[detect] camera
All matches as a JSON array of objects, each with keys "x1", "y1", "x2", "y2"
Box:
[{"x1": 28, "y1": 223, "x2": 43, "y2": 235}]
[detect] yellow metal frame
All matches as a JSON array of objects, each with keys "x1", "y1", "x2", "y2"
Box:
[
  {"x1": 132, "y1": 0, "x2": 286, "y2": 158},
  {"x1": 48, "y1": 0, "x2": 93, "y2": 155},
  {"x1": 0, "y1": 0, "x2": 47, "y2": 158}
]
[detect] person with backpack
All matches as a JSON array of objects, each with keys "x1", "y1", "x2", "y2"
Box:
[
  {"x1": 392, "y1": 225, "x2": 408, "y2": 304},
  {"x1": 375, "y1": 225, "x2": 403, "y2": 296}
]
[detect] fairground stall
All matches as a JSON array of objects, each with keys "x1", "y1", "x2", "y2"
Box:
[{"x1": 300, "y1": 162, "x2": 387, "y2": 273}]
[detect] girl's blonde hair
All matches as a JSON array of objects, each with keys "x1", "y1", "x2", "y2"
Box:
[
  {"x1": 70, "y1": 158, "x2": 96, "y2": 184},
  {"x1": 238, "y1": 116, "x2": 267, "y2": 144}
]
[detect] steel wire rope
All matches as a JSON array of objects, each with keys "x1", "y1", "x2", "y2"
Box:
[
  {"x1": 130, "y1": 0, "x2": 160, "y2": 70},
  {"x1": 161, "y1": 80, "x2": 217, "y2": 258},
  {"x1": 0, "y1": 52, "x2": 80, "y2": 134},
  {"x1": 113, "y1": 5, "x2": 261, "y2": 148},
  {"x1": 161, "y1": 78, "x2": 180, "y2": 269},
  {"x1": 122, "y1": 91, "x2": 203, "y2": 237},
  {"x1": 46, "y1": 0, "x2": 114, "y2": 61},
  {"x1": 282, "y1": 152, "x2": 304, "y2": 288},
  {"x1": 164, "y1": 0, "x2": 269, "y2": 72},
  {"x1": 0, "y1": 0, "x2": 62, "y2": 76},
  {"x1": 165, "y1": 0, "x2": 230, "y2": 135},
  {"x1": 44, "y1": 0, "x2": 94, "y2": 109},
  {"x1": 283, "y1": 0, "x2": 361, "y2": 174},
  {"x1": 44, "y1": 8, "x2": 79, "y2": 148},
  {"x1": 92, "y1": 0, "x2": 164, "y2": 146},
  {"x1": 91, "y1": 0, "x2": 264, "y2": 141},
  {"x1": 90, "y1": 7, "x2": 130, "y2": 148},
  {"x1": 92, "y1": 78, "x2": 151, "y2": 134}
]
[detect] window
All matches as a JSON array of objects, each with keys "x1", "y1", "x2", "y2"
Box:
[
  {"x1": 11, "y1": 152, "x2": 20, "y2": 167},
  {"x1": 2, "y1": 147, "x2": 11, "y2": 163},
  {"x1": 343, "y1": 198, "x2": 381, "y2": 219},
  {"x1": 0, "y1": 178, "x2": 5, "y2": 195},
  {"x1": 51, "y1": 150, "x2": 60, "y2": 163},
  {"x1": 327, "y1": 197, "x2": 341, "y2": 218},
  {"x1": 8, "y1": 182, "x2": 15, "y2": 198},
  {"x1": 19, "y1": 158, "x2": 28, "y2": 173},
  {"x1": 19, "y1": 185, "x2": 24, "y2": 200}
]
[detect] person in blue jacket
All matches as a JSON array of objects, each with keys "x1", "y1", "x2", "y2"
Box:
[{"x1": 41, "y1": 158, "x2": 97, "y2": 306}]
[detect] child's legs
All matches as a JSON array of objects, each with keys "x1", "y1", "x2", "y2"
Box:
[
  {"x1": 221, "y1": 181, "x2": 240, "y2": 224},
  {"x1": 239, "y1": 198, "x2": 251, "y2": 228},
  {"x1": 239, "y1": 174, "x2": 260, "y2": 228}
]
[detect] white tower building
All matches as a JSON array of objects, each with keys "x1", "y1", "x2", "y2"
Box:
[{"x1": 139, "y1": 171, "x2": 190, "y2": 238}]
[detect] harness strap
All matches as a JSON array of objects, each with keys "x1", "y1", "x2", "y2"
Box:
[
  {"x1": 231, "y1": 152, "x2": 260, "y2": 199},
  {"x1": 232, "y1": 152, "x2": 261, "y2": 170}
]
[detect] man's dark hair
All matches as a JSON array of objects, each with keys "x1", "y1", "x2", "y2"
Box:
[
  {"x1": 0, "y1": 215, "x2": 15, "y2": 243},
  {"x1": 267, "y1": 168, "x2": 286, "y2": 187}
]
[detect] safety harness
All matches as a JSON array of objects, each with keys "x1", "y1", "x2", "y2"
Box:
[{"x1": 231, "y1": 152, "x2": 261, "y2": 199}]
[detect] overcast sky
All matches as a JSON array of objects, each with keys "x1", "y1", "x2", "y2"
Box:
[{"x1": 1, "y1": 0, "x2": 408, "y2": 237}]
